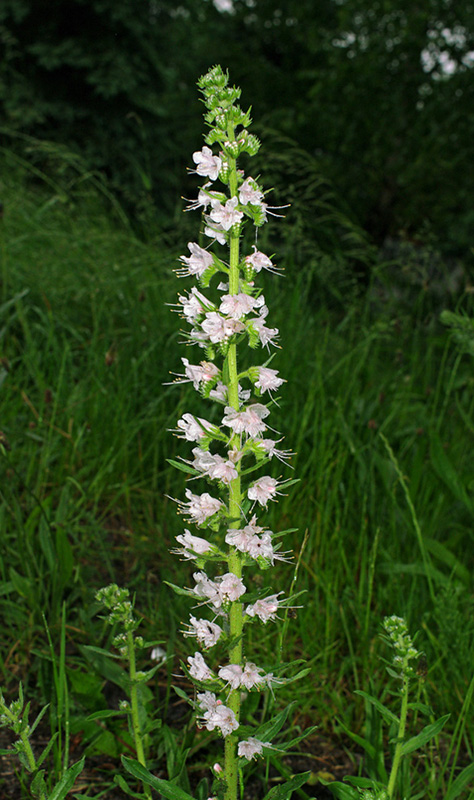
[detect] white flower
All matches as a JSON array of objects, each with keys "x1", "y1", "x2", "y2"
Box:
[
  {"x1": 150, "y1": 646, "x2": 167, "y2": 663},
  {"x1": 256, "y1": 439, "x2": 293, "y2": 464},
  {"x1": 209, "y1": 197, "x2": 244, "y2": 231},
  {"x1": 185, "y1": 183, "x2": 221, "y2": 212},
  {"x1": 218, "y1": 663, "x2": 243, "y2": 689},
  {"x1": 225, "y1": 527, "x2": 255, "y2": 553},
  {"x1": 192, "y1": 146, "x2": 222, "y2": 181},
  {"x1": 219, "y1": 293, "x2": 257, "y2": 320},
  {"x1": 245, "y1": 594, "x2": 283, "y2": 623},
  {"x1": 181, "y1": 489, "x2": 223, "y2": 524},
  {"x1": 188, "y1": 651, "x2": 214, "y2": 681},
  {"x1": 193, "y1": 571, "x2": 221, "y2": 606},
  {"x1": 238, "y1": 178, "x2": 265, "y2": 206},
  {"x1": 248, "y1": 476, "x2": 280, "y2": 506},
  {"x1": 255, "y1": 367, "x2": 284, "y2": 393},
  {"x1": 178, "y1": 242, "x2": 214, "y2": 278},
  {"x1": 238, "y1": 737, "x2": 270, "y2": 760},
  {"x1": 185, "y1": 616, "x2": 223, "y2": 648},
  {"x1": 176, "y1": 413, "x2": 216, "y2": 442},
  {"x1": 175, "y1": 530, "x2": 213, "y2": 559}
]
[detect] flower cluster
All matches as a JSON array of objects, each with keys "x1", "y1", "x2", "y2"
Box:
[
  {"x1": 382, "y1": 615, "x2": 421, "y2": 679},
  {"x1": 168, "y1": 66, "x2": 293, "y2": 787}
]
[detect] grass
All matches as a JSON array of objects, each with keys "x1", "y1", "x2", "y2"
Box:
[{"x1": 0, "y1": 147, "x2": 473, "y2": 799}]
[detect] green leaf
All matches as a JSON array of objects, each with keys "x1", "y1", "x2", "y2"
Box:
[
  {"x1": 253, "y1": 701, "x2": 296, "y2": 742},
  {"x1": 166, "y1": 458, "x2": 199, "y2": 476},
  {"x1": 445, "y1": 761, "x2": 474, "y2": 800},
  {"x1": 122, "y1": 756, "x2": 195, "y2": 800},
  {"x1": 49, "y1": 757, "x2": 85, "y2": 800},
  {"x1": 429, "y1": 432, "x2": 473, "y2": 513},
  {"x1": 278, "y1": 725, "x2": 319, "y2": 751},
  {"x1": 262, "y1": 771, "x2": 311, "y2": 800},
  {"x1": 86, "y1": 709, "x2": 126, "y2": 721},
  {"x1": 315, "y1": 779, "x2": 359, "y2": 800},
  {"x1": 336, "y1": 719, "x2": 376, "y2": 761},
  {"x1": 400, "y1": 715, "x2": 450, "y2": 755},
  {"x1": 354, "y1": 690, "x2": 399, "y2": 726},
  {"x1": 113, "y1": 773, "x2": 147, "y2": 799},
  {"x1": 164, "y1": 581, "x2": 196, "y2": 598}
]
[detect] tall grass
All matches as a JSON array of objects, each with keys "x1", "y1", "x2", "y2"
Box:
[{"x1": 1, "y1": 148, "x2": 473, "y2": 797}]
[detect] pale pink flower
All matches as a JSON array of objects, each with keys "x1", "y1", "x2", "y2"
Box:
[
  {"x1": 181, "y1": 489, "x2": 223, "y2": 524},
  {"x1": 175, "y1": 530, "x2": 213, "y2": 560},
  {"x1": 238, "y1": 738, "x2": 270, "y2": 760},
  {"x1": 192, "y1": 448, "x2": 238, "y2": 485},
  {"x1": 181, "y1": 358, "x2": 219, "y2": 390},
  {"x1": 219, "y1": 293, "x2": 257, "y2": 320},
  {"x1": 185, "y1": 616, "x2": 223, "y2": 648},
  {"x1": 247, "y1": 533, "x2": 274, "y2": 562},
  {"x1": 201, "y1": 312, "x2": 245, "y2": 343},
  {"x1": 209, "y1": 381, "x2": 227, "y2": 402},
  {"x1": 248, "y1": 476, "x2": 280, "y2": 506},
  {"x1": 245, "y1": 246, "x2": 282, "y2": 275},
  {"x1": 204, "y1": 222, "x2": 227, "y2": 245},
  {"x1": 218, "y1": 573, "x2": 246, "y2": 602},
  {"x1": 203, "y1": 704, "x2": 239, "y2": 736},
  {"x1": 185, "y1": 183, "x2": 221, "y2": 212},
  {"x1": 245, "y1": 594, "x2": 283, "y2": 623},
  {"x1": 241, "y1": 662, "x2": 265, "y2": 690},
  {"x1": 255, "y1": 366, "x2": 284, "y2": 393},
  {"x1": 178, "y1": 287, "x2": 213, "y2": 323},
  {"x1": 222, "y1": 404, "x2": 270, "y2": 437},
  {"x1": 178, "y1": 242, "x2": 214, "y2": 278},
  {"x1": 188, "y1": 651, "x2": 214, "y2": 681},
  {"x1": 176, "y1": 413, "x2": 215, "y2": 442},
  {"x1": 238, "y1": 178, "x2": 264, "y2": 206},
  {"x1": 192, "y1": 146, "x2": 222, "y2": 181},
  {"x1": 209, "y1": 197, "x2": 243, "y2": 231},
  {"x1": 249, "y1": 315, "x2": 279, "y2": 348},
  {"x1": 256, "y1": 439, "x2": 293, "y2": 464},
  {"x1": 218, "y1": 663, "x2": 243, "y2": 689},
  {"x1": 225, "y1": 527, "x2": 255, "y2": 553},
  {"x1": 193, "y1": 571, "x2": 221, "y2": 606},
  {"x1": 197, "y1": 691, "x2": 219, "y2": 712}
]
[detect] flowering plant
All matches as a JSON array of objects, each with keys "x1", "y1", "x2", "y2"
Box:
[{"x1": 122, "y1": 65, "x2": 310, "y2": 800}]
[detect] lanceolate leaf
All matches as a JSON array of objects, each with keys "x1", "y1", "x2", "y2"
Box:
[
  {"x1": 49, "y1": 757, "x2": 86, "y2": 800},
  {"x1": 400, "y1": 714, "x2": 450, "y2": 755},
  {"x1": 354, "y1": 690, "x2": 399, "y2": 726},
  {"x1": 122, "y1": 756, "x2": 195, "y2": 800},
  {"x1": 261, "y1": 771, "x2": 311, "y2": 800},
  {"x1": 445, "y1": 761, "x2": 474, "y2": 800}
]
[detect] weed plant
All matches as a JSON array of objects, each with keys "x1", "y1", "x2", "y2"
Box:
[{"x1": 0, "y1": 71, "x2": 473, "y2": 798}]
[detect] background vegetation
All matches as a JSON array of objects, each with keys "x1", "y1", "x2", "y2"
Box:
[{"x1": 0, "y1": 1, "x2": 473, "y2": 798}]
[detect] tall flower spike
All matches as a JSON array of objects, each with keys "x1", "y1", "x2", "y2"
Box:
[{"x1": 168, "y1": 65, "x2": 294, "y2": 800}]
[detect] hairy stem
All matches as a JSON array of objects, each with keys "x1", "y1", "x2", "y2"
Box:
[
  {"x1": 224, "y1": 123, "x2": 243, "y2": 800},
  {"x1": 387, "y1": 676, "x2": 410, "y2": 799},
  {"x1": 127, "y1": 632, "x2": 152, "y2": 800}
]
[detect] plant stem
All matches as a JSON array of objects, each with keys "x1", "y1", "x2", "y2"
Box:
[
  {"x1": 387, "y1": 676, "x2": 410, "y2": 799},
  {"x1": 224, "y1": 125, "x2": 243, "y2": 800},
  {"x1": 127, "y1": 632, "x2": 152, "y2": 800}
]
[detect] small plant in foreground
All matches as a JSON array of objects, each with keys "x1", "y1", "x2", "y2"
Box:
[
  {"x1": 0, "y1": 684, "x2": 84, "y2": 800},
  {"x1": 122, "y1": 64, "x2": 310, "y2": 800},
  {"x1": 321, "y1": 615, "x2": 472, "y2": 800}
]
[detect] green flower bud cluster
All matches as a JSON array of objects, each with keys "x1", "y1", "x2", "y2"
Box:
[
  {"x1": 96, "y1": 584, "x2": 137, "y2": 633},
  {"x1": 382, "y1": 615, "x2": 420, "y2": 679},
  {"x1": 198, "y1": 65, "x2": 260, "y2": 157}
]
